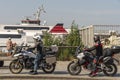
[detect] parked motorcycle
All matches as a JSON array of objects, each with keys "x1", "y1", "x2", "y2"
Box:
[
  {"x1": 67, "y1": 46, "x2": 119, "y2": 76},
  {"x1": 9, "y1": 43, "x2": 58, "y2": 74}
]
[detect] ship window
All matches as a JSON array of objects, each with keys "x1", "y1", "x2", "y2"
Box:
[
  {"x1": 4, "y1": 26, "x2": 49, "y2": 30},
  {"x1": 0, "y1": 34, "x2": 21, "y2": 38}
]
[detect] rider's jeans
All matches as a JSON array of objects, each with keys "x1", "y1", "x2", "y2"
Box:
[{"x1": 34, "y1": 53, "x2": 42, "y2": 71}]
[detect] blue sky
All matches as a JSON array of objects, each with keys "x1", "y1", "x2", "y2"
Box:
[{"x1": 0, "y1": 0, "x2": 120, "y2": 27}]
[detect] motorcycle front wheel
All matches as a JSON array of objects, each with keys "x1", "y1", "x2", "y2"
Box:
[
  {"x1": 42, "y1": 63, "x2": 56, "y2": 73},
  {"x1": 103, "y1": 63, "x2": 117, "y2": 76},
  {"x1": 67, "y1": 61, "x2": 81, "y2": 75},
  {"x1": 9, "y1": 60, "x2": 23, "y2": 74}
]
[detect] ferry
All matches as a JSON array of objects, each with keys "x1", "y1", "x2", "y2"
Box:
[{"x1": 0, "y1": 6, "x2": 53, "y2": 47}]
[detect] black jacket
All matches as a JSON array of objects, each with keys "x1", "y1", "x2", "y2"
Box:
[
  {"x1": 85, "y1": 41, "x2": 103, "y2": 57},
  {"x1": 29, "y1": 40, "x2": 43, "y2": 54}
]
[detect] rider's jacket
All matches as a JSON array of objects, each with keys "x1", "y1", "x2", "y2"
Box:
[
  {"x1": 29, "y1": 40, "x2": 43, "y2": 54},
  {"x1": 85, "y1": 41, "x2": 103, "y2": 57}
]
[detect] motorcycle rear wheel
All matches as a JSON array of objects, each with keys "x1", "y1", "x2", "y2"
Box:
[
  {"x1": 42, "y1": 63, "x2": 56, "y2": 73},
  {"x1": 103, "y1": 63, "x2": 117, "y2": 76},
  {"x1": 9, "y1": 60, "x2": 23, "y2": 74},
  {"x1": 67, "y1": 61, "x2": 81, "y2": 75}
]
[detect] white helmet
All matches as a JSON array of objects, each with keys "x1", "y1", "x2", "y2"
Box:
[{"x1": 33, "y1": 35, "x2": 42, "y2": 41}]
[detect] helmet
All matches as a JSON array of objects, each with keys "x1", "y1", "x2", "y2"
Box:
[
  {"x1": 94, "y1": 35, "x2": 100, "y2": 42},
  {"x1": 33, "y1": 35, "x2": 42, "y2": 41}
]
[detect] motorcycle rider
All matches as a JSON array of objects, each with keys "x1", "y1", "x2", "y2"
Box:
[
  {"x1": 29, "y1": 34, "x2": 43, "y2": 75},
  {"x1": 84, "y1": 35, "x2": 103, "y2": 77}
]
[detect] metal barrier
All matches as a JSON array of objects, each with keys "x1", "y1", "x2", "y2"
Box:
[{"x1": 0, "y1": 46, "x2": 78, "y2": 61}]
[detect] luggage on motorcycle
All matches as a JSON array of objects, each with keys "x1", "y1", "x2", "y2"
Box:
[
  {"x1": 103, "y1": 57, "x2": 114, "y2": 64},
  {"x1": 111, "y1": 45, "x2": 120, "y2": 54},
  {"x1": 45, "y1": 55, "x2": 56, "y2": 64},
  {"x1": 45, "y1": 45, "x2": 58, "y2": 64},
  {"x1": 103, "y1": 48, "x2": 113, "y2": 57},
  {"x1": 45, "y1": 45, "x2": 58, "y2": 55}
]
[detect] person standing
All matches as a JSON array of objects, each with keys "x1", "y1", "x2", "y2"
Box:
[
  {"x1": 29, "y1": 35, "x2": 43, "y2": 75},
  {"x1": 6, "y1": 37, "x2": 13, "y2": 56}
]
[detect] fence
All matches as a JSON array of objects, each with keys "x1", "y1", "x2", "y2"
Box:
[
  {"x1": 0, "y1": 46, "x2": 120, "y2": 62},
  {"x1": 0, "y1": 46, "x2": 78, "y2": 61},
  {"x1": 80, "y1": 25, "x2": 120, "y2": 47}
]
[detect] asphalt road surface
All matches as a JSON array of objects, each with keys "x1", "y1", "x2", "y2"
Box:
[{"x1": 0, "y1": 61, "x2": 120, "y2": 80}]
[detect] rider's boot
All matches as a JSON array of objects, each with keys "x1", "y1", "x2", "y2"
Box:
[
  {"x1": 89, "y1": 71, "x2": 97, "y2": 77},
  {"x1": 30, "y1": 71, "x2": 38, "y2": 75}
]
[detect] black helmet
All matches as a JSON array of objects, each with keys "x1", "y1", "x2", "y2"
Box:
[{"x1": 94, "y1": 36, "x2": 100, "y2": 42}]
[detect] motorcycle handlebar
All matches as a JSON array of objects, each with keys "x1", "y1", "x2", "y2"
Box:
[{"x1": 75, "y1": 46, "x2": 81, "y2": 56}]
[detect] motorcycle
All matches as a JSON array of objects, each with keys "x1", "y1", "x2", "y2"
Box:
[
  {"x1": 67, "y1": 46, "x2": 118, "y2": 76},
  {"x1": 9, "y1": 43, "x2": 58, "y2": 74}
]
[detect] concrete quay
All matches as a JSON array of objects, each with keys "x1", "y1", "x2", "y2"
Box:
[{"x1": 0, "y1": 61, "x2": 120, "y2": 80}]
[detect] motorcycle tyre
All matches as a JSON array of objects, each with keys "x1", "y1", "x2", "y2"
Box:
[
  {"x1": 9, "y1": 60, "x2": 23, "y2": 74},
  {"x1": 42, "y1": 63, "x2": 56, "y2": 73},
  {"x1": 67, "y1": 61, "x2": 81, "y2": 75},
  {"x1": 103, "y1": 63, "x2": 117, "y2": 76}
]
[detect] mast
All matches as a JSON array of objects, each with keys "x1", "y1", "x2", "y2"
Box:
[
  {"x1": 34, "y1": 5, "x2": 46, "y2": 20},
  {"x1": 21, "y1": 5, "x2": 46, "y2": 25}
]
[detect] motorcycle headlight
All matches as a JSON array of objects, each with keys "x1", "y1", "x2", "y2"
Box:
[{"x1": 77, "y1": 52, "x2": 85, "y2": 60}]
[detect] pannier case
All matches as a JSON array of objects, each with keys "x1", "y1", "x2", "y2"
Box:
[{"x1": 111, "y1": 46, "x2": 120, "y2": 53}]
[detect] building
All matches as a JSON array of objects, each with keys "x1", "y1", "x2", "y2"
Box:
[{"x1": 80, "y1": 25, "x2": 120, "y2": 47}]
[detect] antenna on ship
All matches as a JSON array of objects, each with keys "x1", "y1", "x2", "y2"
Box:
[{"x1": 34, "y1": 5, "x2": 46, "y2": 20}]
